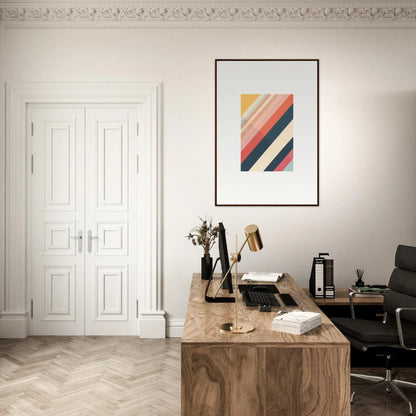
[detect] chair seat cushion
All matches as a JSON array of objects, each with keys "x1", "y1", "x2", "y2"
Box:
[{"x1": 332, "y1": 318, "x2": 400, "y2": 344}]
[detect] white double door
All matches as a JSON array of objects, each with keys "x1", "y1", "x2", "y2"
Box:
[{"x1": 29, "y1": 105, "x2": 139, "y2": 335}]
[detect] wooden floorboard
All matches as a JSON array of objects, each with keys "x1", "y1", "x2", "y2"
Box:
[{"x1": 1, "y1": 337, "x2": 416, "y2": 415}]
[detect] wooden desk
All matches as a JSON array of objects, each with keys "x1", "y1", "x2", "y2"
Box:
[{"x1": 181, "y1": 274, "x2": 350, "y2": 416}]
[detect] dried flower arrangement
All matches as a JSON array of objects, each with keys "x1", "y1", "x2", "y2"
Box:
[{"x1": 186, "y1": 216, "x2": 219, "y2": 263}]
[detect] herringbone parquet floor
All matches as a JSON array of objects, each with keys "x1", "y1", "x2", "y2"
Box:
[
  {"x1": 0, "y1": 337, "x2": 181, "y2": 416},
  {"x1": 1, "y1": 337, "x2": 416, "y2": 416}
]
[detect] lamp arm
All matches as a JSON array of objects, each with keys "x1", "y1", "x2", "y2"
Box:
[{"x1": 213, "y1": 237, "x2": 249, "y2": 298}]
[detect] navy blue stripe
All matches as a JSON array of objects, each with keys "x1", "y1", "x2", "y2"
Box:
[
  {"x1": 264, "y1": 138, "x2": 293, "y2": 171},
  {"x1": 241, "y1": 104, "x2": 293, "y2": 172}
]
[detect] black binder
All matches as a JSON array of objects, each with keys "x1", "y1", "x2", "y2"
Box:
[
  {"x1": 324, "y1": 258, "x2": 335, "y2": 298},
  {"x1": 309, "y1": 253, "x2": 334, "y2": 299}
]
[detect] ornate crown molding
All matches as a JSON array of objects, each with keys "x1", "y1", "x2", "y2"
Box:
[{"x1": 0, "y1": 4, "x2": 415, "y2": 22}]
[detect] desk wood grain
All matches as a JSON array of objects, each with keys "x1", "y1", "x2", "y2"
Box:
[{"x1": 181, "y1": 273, "x2": 350, "y2": 416}]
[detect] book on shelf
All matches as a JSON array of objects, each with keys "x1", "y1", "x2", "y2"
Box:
[
  {"x1": 349, "y1": 285, "x2": 389, "y2": 295},
  {"x1": 272, "y1": 311, "x2": 321, "y2": 335}
]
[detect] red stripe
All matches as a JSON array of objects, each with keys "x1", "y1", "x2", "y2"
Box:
[
  {"x1": 274, "y1": 149, "x2": 293, "y2": 171},
  {"x1": 241, "y1": 95, "x2": 293, "y2": 164}
]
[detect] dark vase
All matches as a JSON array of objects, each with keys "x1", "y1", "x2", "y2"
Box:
[
  {"x1": 356, "y1": 278, "x2": 365, "y2": 287},
  {"x1": 201, "y1": 255, "x2": 213, "y2": 280}
]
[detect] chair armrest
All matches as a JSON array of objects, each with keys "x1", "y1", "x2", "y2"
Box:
[
  {"x1": 348, "y1": 290, "x2": 385, "y2": 319},
  {"x1": 396, "y1": 308, "x2": 416, "y2": 351}
]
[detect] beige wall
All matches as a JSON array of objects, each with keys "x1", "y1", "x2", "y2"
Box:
[{"x1": 2, "y1": 23, "x2": 416, "y2": 324}]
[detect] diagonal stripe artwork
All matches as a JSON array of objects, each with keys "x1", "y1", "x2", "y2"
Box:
[{"x1": 241, "y1": 93, "x2": 294, "y2": 172}]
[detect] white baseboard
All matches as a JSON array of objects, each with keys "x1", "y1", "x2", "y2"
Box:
[
  {"x1": 0, "y1": 312, "x2": 28, "y2": 338},
  {"x1": 0, "y1": 310, "x2": 184, "y2": 339},
  {"x1": 139, "y1": 310, "x2": 166, "y2": 338},
  {"x1": 167, "y1": 319, "x2": 184, "y2": 338}
]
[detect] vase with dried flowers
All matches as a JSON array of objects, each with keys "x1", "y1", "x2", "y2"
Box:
[{"x1": 186, "y1": 217, "x2": 219, "y2": 279}]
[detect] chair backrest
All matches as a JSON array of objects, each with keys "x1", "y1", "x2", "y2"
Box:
[{"x1": 384, "y1": 245, "x2": 416, "y2": 323}]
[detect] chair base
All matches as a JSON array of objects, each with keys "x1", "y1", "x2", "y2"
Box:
[{"x1": 351, "y1": 358, "x2": 416, "y2": 416}]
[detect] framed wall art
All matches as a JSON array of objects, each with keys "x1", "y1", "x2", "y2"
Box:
[{"x1": 215, "y1": 59, "x2": 319, "y2": 206}]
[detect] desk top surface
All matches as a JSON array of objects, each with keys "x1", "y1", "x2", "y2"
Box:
[{"x1": 182, "y1": 273, "x2": 349, "y2": 346}]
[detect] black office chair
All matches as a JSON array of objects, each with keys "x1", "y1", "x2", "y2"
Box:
[{"x1": 332, "y1": 244, "x2": 416, "y2": 416}]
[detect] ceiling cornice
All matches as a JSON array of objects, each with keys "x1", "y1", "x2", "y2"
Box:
[{"x1": 0, "y1": 4, "x2": 415, "y2": 22}]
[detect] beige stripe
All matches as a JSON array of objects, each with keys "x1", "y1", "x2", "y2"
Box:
[{"x1": 249, "y1": 121, "x2": 293, "y2": 172}]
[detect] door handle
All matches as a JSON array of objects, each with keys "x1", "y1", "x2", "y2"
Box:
[
  {"x1": 87, "y1": 230, "x2": 98, "y2": 253},
  {"x1": 70, "y1": 230, "x2": 83, "y2": 253}
]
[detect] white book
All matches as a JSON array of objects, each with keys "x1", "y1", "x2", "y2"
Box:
[
  {"x1": 242, "y1": 272, "x2": 283, "y2": 283},
  {"x1": 272, "y1": 311, "x2": 321, "y2": 335},
  {"x1": 271, "y1": 322, "x2": 321, "y2": 335},
  {"x1": 273, "y1": 310, "x2": 321, "y2": 325},
  {"x1": 272, "y1": 319, "x2": 321, "y2": 333}
]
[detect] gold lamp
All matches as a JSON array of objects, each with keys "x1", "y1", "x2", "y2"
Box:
[{"x1": 213, "y1": 224, "x2": 263, "y2": 334}]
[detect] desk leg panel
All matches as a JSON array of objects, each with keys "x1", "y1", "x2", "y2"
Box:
[
  {"x1": 264, "y1": 347, "x2": 302, "y2": 415},
  {"x1": 182, "y1": 344, "x2": 265, "y2": 416},
  {"x1": 264, "y1": 345, "x2": 350, "y2": 416},
  {"x1": 300, "y1": 345, "x2": 350, "y2": 416}
]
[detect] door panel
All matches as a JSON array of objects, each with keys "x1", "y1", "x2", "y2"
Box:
[
  {"x1": 96, "y1": 121, "x2": 128, "y2": 210},
  {"x1": 30, "y1": 107, "x2": 85, "y2": 335},
  {"x1": 44, "y1": 265, "x2": 76, "y2": 320},
  {"x1": 96, "y1": 222, "x2": 128, "y2": 256},
  {"x1": 85, "y1": 108, "x2": 138, "y2": 335},
  {"x1": 96, "y1": 266, "x2": 128, "y2": 320},
  {"x1": 44, "y1": 123, "x2": 75, "y2": 209},
  {"x1": 43, "y1": 222, "x2": 76, "y2": 256}
]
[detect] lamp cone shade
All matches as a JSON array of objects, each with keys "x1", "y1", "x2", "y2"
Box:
[{"x1": 244, "y1": 224, "x2": 263, "y2": 252}]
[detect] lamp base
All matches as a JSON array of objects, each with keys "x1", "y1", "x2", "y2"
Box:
[{"x1": 219, "y1": 322, "x2": 255, "y2": 334}]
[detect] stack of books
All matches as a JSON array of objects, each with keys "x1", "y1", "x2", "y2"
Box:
[
  {"x1": 241, "y1": 272, "x2": 283, "y2": 283},
  {"x1": 272, "y1": 311, "x2": 321, "y2": 335},
  {"x1": 349, "y1": 285, "x2": 389, "y2": 294}
]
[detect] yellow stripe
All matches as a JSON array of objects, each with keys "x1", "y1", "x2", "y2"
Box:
[
  {"x1": 249, "y1": 121, "x2": 293, "y2": 172},
  {"x1": 241, "y1": 94, "x2": 261, "y2": 117}
]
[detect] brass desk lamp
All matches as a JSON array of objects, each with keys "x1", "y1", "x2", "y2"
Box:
[{"x1": 213, "y1": 224, "x2": 263, "y2": 334}]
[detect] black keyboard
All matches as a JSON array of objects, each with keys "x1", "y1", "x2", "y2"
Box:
[
  {"x1": 279, "y1": 293, "x2": 298, "y2": 307},
  {"x1": 244, "y1": 291, "x2": 280, "y2": 307}
]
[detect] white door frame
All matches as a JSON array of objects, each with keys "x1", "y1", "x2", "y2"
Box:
[{"x1": 1, "y1": 82, "x2": 165, "y2": 338}]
